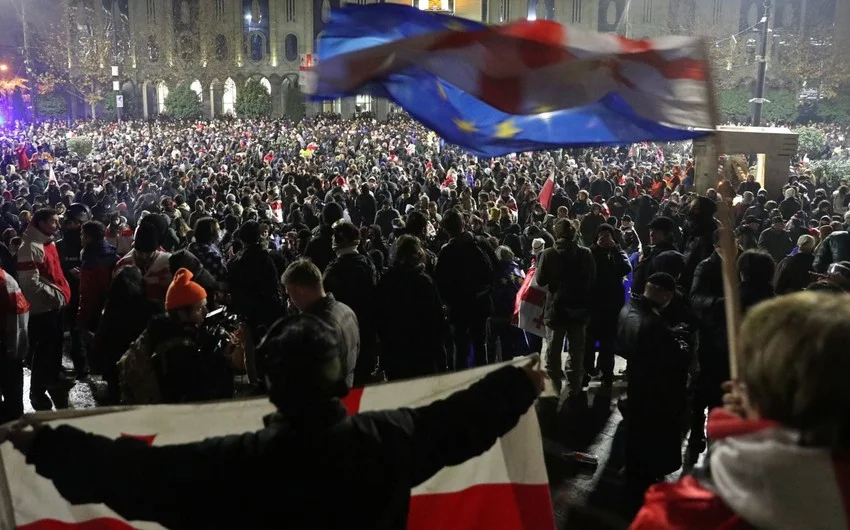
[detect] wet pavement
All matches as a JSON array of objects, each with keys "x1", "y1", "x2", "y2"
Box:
[{"x1": 23, "y1": 351, "x2": 702, "y2": 530}]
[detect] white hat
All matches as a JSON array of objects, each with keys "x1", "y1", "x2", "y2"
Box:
[{"x1": 532, "y1": 238, "x2": 545, "y2": 253}]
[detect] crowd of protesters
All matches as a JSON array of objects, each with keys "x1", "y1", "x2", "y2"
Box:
[{"x1": 0, "y1": 114, "x2": 849, "y2": 527}]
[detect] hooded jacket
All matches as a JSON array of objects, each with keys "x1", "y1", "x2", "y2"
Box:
[
  {"x1": 77, "y1": 241, "x2": 119, "y2": 331},
  {"x1": 631, "y1": 408, "x2": 850, "y2": 530}
]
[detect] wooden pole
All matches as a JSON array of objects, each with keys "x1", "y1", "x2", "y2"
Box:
[{"x1": 716, "y1": 200, "x2": 742, "y2": 379}]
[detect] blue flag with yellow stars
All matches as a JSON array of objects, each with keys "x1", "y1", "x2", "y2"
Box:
[{"x1": 312, "y1": 4, "x2": 712, "y2": 158}]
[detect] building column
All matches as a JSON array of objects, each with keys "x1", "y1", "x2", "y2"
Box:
[
  {"x1": 211, "y1": 84, "x2": 223, "y2": 118},
  {"x1": 374, "y1": 97, "x2": 389, "y2": 121},
  {"x1": 270, "y1": 82, "x2": 283, "y2": 117},
  {"x1": 141, "y1": 82, "x2": 149, "y2": 119},
  {"x1": 341, "y1": 97, "x2": 355, "y2": 119}
]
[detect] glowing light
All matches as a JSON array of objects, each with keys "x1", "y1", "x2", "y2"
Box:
[
  {"x1": 244, "y1": 13, "x2": 252, "y2": 21},
  {"x1": 528, "y1": 13, "x2": 537, "y2": 21},
  {"x1": 0, "y1": 64, "x2": 8, "y2": 72}
]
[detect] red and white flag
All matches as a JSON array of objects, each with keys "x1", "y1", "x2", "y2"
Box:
[
  {"x1": 513, "y1": 267, "x2": 547, "y2": 338},
  {"x1": 314, "y1": 16, "x2": 714, "y2": 130},
  {"x1": 1, "y1": 361, "x2": 553, "y2": 530},
  {"x1": 538, "y1": 174, "x2": 555, "y2": 212}
]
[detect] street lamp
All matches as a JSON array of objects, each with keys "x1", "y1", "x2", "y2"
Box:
[{"x1": 0, "y1": 64, "x2": 8, "y2": 72}]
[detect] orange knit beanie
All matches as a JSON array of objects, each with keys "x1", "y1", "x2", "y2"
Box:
[{"x1": 165, "y1": 268, "x2": 207, "y2": 311}]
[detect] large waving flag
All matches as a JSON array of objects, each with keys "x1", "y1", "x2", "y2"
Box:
[
  {"x1": 310, "y1": 4, "x2": 716, "y2": 157},
  {"x1": 1, "y1": 360, "x2": 553, "y2": 530}
]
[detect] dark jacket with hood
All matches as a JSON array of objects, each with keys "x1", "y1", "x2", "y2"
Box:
[
  {"x1": 589, "y1": 238, "x2": 631, "y2": 336},
  {"x1": 681, "y1": 196, "x2": 718, "y2": 293},
  {"x1": 77, "y1": 240, "x2": 119, "y2": 331},
  {"x1": 617, "y1": 294, "x2": 689, "y2": 476},
  {"x1": 774, "y1": 252, "x2": 815, "y2": 294},
  {"x1": 434, "y1": 232, "x2": 495, "y2": 321},
  {"x1": 812, "y1": 231, "x2": 850, "y2": 273},
  {"x1": 375, "y1": 262, "x2": 446, "y2": 379},
  {"x1": 228, "y1": 244, "x2": 284, "y2": 331},
  {"x1": 536, "y1": 238, "x2": 596, "y2": 327}
]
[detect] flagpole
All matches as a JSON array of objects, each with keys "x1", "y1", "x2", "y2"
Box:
[{"x1": 716, "y1": 201, "x2": 742, "y2": 380}]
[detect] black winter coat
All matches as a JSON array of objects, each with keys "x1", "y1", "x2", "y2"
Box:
[
  {"x1": 228, "y1": 244, "x2": 284, "y2": 330},
  {"x1": 24, "y1": 366, "x2": 537, "y2": 530},
  {"x1": 813, "y1": 231, "x2": 850, "y2": 273},
  {"x1": 536, "y1": 239, "x2": 596, "y2": 327},
  {"x1": 323, "y1": 251, "x2": 377, "y2": 339},
  {"x1": 617, "y1": 295, "x2": 688, "y2": 476},
  {"x1": 434, "y1": 232, "x2": 494, "y2": 321},
  {"x1": 774, "y1": 252, "x2": 815, "y2": 294},
  {"x1": 375, "y1": 263, "x2": 446, "y2": 379},
  {"x1": 630, "y1": 241, "x2": 677, "y2": 295},
  {"x1": 304, "y1": 225, "x2": 335, "y2": 272},
  {"x1": 589, "y1": 244, "x2": 631, "y2": 336}
]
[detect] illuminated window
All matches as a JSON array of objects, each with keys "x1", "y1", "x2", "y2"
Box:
[
  {"x1": 190, "y1": 80, "x2": 203, "y2": 102},
  {"x1": 157, "y1": 82, "x2": 169, "y2": 113},
  {"x1": 223, "y1": 78, "x2": 237, "y2": 115},
  {"x1": 356, "y1": 94, "x2": 372, "y2": 113}
]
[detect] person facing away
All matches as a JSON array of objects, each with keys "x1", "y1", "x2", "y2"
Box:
[
  {"x1": 3, "y1": 314, "x2": 545, "y2": 530},
  {"x1": 774, "y1": 234, "x2": 816, "y2": 294},
  {"x1": 536, "y1": 218, "x2": 596, "y2": 396},
  {"x1": 433, "y1": 208, "x2": 495, "y2": 369},
  {"x1": 282, "y1": 258, "x2": 359, "y2": 388},
  {"x1": 585, "y1": 223, "x2": 631, "y2": 386},
  {"x1": 323, "y1": 220, "x2": 378, "y2": 385},
  {"x1": 375, "y1": 234, "x2": 446, "y2": 380},
  {"x1": 631, "y1": 292, "x2": 850, "y2": 530},
  {"x1": 617, "y1": 273, "x2": 689, "y2": 485}
]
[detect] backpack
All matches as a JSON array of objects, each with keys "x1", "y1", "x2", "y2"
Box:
[{"x1": 117, "y1": 331, "x2": 163, "y2": 405}]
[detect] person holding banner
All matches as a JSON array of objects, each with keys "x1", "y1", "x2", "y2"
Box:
[{"x1": 3, "y1": 314, "x2": 545, "y2": 530}]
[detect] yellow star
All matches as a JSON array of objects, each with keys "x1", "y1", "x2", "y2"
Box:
[
  {"x1": 453, "y1": 117, "x2": 478, "y2": 133},
  {"x1": 493, "y1": 118, "x2": 521, "y2": 139},
  {"x1": 436, "y1": 80, "x2": 448, "y2": 100}
]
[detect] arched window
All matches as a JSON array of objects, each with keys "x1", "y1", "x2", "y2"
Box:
[
  {"x1": 248, "y1": 31, "x2": 266, "y2": 62},
  {"x1": 284, "y1": 34, "x2": 298, "y2": 63},
  {"x1": 190, "y1": 80, "x2": 204, "y2": 102},
  {"x1": 157, "y1": 82, "x2": 169, "y2": 113},
  {"x1": 214, "y1": 35, "x2": 228, "y2": 61},
  {"x1": 223, "y1": 78, "x2": 237, "y2": 115},
  {"x1": 260, "y1": 77, "x2": 272, "y2": 94}
]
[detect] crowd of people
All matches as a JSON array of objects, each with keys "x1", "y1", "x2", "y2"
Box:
[{"x1": 0, "y1": 114, "x2": 849, "y2": 527}]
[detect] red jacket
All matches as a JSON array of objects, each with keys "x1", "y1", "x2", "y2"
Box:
[
  {"x1": 631, "y1": 409, "x2": 850, "y2": 530},
  {"x1": 17, "y1": 225, "x2": 71, "y2": 315},
  {"x1": 77, "y1": 241, "x2": 119, "y2": 331}
]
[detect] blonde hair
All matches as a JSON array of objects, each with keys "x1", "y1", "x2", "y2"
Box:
[{"x1": 738, "y1": 292, "x2": 850, "y2": 449}]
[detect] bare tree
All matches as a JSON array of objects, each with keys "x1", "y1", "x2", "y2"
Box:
[{"x1": 30, "y1": 0, "x2": 125, "y2": 118}]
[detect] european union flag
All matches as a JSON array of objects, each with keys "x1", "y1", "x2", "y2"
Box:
[{"x1": 313, "y1": 5, "x2": 712, "y2": 158}]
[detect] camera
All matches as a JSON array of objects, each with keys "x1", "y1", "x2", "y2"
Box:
[{"x1": 200, "y1": 307, "x2": 242, "y2": 354}]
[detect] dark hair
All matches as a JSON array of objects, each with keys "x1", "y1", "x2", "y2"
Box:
[
  {"x1": 738, "y1": 250, "x2": 776, "y2": 283},
  {"x1": 238, "y1": 220, "x2": 261, "y2": 244},
  {"x1": 553, "y1": 219, "x2": 576, "y2": 241},
  {"x1": 442, "y1": 209, "x2": 464, "y2": 236},
  {"x1": 393, "y1": 234, "x2": 424, "y2": 267},
  {"x1": 260, "y1": 313, "x2": 345, "y2": 409},
  {"x1": 32, "y1": 208, "x2": 57, "y2": 225},
  {"x1": 81, "y1": 220, "x2": 106, "y2": 243},
  {"x1": 134, "y1": 222, "x2": 159, "y2": 253},
  {"x1": 282, "y1": 258, "x2": 322, "y2": 287},
  {"x1": 193, "y1": 217, "x2": 219, "y2": 245},
  {"x1": 332, "y1": 221, "x2": 360, "y2": 248}
]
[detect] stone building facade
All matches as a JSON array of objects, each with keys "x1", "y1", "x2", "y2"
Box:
[{"x1": 118, "y1": 0, "x2": 839, "y2": 120}]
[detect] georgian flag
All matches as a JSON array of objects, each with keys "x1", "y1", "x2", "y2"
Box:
[{"x1": 1, "y1": 361, "x2": 553, "y2": 530}]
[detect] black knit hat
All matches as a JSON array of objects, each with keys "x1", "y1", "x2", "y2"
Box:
[{"x1": 647, "y1": 272, "x2": 677, "y2": 292}]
